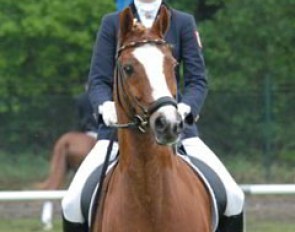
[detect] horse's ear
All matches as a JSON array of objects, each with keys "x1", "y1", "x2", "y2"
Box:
[
  {"x1": 119, "y1": 7, "x2": 134, "y2": 44},
  {"x1": 151, "y1": 6, "x2": 170, "y2": 38}
]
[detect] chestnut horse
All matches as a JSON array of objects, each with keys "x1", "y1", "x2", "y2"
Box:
[
  {"x1": 36, "y1": 131, "x2": 96, "y2": 190},
  {"x1": 91, "y1": 7, "x2": 211, "y2": 232}
]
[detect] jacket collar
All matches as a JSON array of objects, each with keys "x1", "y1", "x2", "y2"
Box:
[{"x1": 129, "y1": 1, "x2": 170, "y2": 22}]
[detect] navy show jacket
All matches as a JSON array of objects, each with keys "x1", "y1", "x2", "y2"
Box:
[{"x1": 88, "y1": 3, "x2": 208, "y2": 140}]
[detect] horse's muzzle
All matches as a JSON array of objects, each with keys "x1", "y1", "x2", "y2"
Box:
[{"x1": 150, "y1": 106, "x2": 183, "y2": 145}]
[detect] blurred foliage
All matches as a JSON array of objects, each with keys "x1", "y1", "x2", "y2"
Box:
[
  {"x1": 0, "y1": 95, "x2": 77, "y2": 153},
  {"x1": 0, "y1": 0, "x2": 115, "y2": 152},
  {"x1": 200, "y1": 0, "x2": 294, "y2": 91},
  {"x1": 169, "y1": 0, "x2": 224, "y2": 22},
  {"x1": 197, "y1": 0, "x2": 294, "y2": 163},
  {"x1": 0, "y1": 0, "x2": 294, "y2": 169},
  {"x1": 0, "y1": 0, "x2": 114, "y2": 100}
]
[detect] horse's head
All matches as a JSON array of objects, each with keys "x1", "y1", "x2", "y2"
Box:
[{"x1": 115, "y1": 6, "x2": 183, "y2": 145}]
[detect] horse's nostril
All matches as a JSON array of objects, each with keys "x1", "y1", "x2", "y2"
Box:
[
  {"x1": 155, "y1": 116, "x2": 167, "y2": 131},
  {"x1": 173, "y1": 120, "x2": 183, "y2": 134},
  {"x1": 178, "y1": 120, "x2": 184, "y2": 131}
]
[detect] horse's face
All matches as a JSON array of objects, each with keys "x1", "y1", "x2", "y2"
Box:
[{"x1": 117, "y1": 7, "x2": 183, "y2": 145}]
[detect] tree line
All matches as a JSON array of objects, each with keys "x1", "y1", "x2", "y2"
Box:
[{"x1": 0, "y1": 0, "x2": 293, "y2": 163}]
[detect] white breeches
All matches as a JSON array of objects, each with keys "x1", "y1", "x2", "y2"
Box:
[
  {"x1": 62, "y1": 140, "x2": 119, "y2": 223},
  {"x1": 182, "y1": 137, "x2": 245, "y2": 216},
  {"x1": 62, "y1": 137, "x2": 244, "y2": 223}
]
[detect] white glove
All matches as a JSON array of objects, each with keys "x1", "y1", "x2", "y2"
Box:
[
  {"x1": 177, "y1": 103, "x2": 191, "y2": 121},
  {"x1": 98, "y1": 101, "x2": 118, "y2": 126}
]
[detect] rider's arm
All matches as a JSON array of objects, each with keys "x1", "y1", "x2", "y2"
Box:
[
  {"x1": 88, "y1": 13, "x2": 117, "y2": 117},
  {"x1": 180, "y1": 14, "x2": 208, "y2": 120}
]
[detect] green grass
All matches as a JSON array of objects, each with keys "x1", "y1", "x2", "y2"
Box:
[
  {"x1": 0, "y1": 219, "x2": 61, "y2": 232},
  {"x1": 223, "y1": 155, "x2": 295, "y2": 184},
  {"x1": 247, "y1": 220, "x2": 295, "y2": 232},
  {"x1": 1, "y1": 150, "x2": 294, "y2": 190},
  {"x1": 0, "y1": 151, "x2": 49, "y2": 190}
]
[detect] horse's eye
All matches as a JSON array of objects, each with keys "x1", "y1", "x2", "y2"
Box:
[{"x1": 123, "y1": 64, "x2": 134, "y2": 76}]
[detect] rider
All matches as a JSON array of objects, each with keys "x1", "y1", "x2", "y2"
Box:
[{"x1": 62, "y1": 1, "x2": 245, "y2": 231}]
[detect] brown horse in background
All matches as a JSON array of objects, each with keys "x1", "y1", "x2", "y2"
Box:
[
  {"x1": 35, "y1": 131, "x2": 96, "y2": 230},
  {"x1": 36, "y1": 131, "x2": 96, "y2": 190},
  {"x1": 91, "y1": 6, "x2": 211, "y2": 232}
]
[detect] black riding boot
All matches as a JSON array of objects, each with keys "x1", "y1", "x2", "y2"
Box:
[
  {"x1": 217, "y1": 212, "x2": 244, "y2": 232},
  {"x1": 62, "y1": 215, "x2": 88, "y2": 232}
]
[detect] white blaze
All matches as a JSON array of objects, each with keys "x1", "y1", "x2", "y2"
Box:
[
  {"x1": 132, "y1": 44, "x2": 177, "y2": 121},
  {"x1": 132, "y1": 44, "x2": 172, "y2": 100}
]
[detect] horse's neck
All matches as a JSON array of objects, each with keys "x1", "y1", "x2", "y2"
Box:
[
  {"x1": 118, "y1": 129, "x2": 174, "y2": 167},
  {"x1": 115, "y1": 107, "x2": 177, "y2": 200},
  {"x1": 117, "y1": 128, "x2": 176, "y2": 186}
]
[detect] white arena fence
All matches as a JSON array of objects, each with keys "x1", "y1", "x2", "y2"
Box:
[
  {"x1": 0, "y1": 185, "x2": 295, "y2": 230},
  {"x1": 0, "y1": 190, "x2": 66, "y2": 201},
  {"x1": 1, "y1": 185, "x2": 295, "y2": 201}
]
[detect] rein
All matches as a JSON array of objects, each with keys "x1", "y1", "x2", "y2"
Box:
[{"x1": 111, "y1": 39, "x2": 177, "y2": 133}]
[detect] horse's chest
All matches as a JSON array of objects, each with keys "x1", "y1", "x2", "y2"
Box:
[
  {"x1": 101, "y1": 210, "x2": 206, "y2": 232},
  {"x1": 98, "y1": 166, "x2": 211, "y2": 232},
  {"x1": 101, "y1": 192, "x2": 209, "y2": 232}
]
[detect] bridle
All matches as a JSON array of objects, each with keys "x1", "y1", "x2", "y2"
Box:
[{"x1": 111, "y1": 39, "x2": 177, "y2": 133}]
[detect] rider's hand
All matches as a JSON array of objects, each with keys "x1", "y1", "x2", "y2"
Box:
[
  {"x1": 177, "y1": 103, "x2": 191, "y2": 121},
  {"x1": 177, "y1": 102, "x2": 197, "y2": 125},
  {"x1": 98, "y1": 101, "x2": 118, "y2": 126}
]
